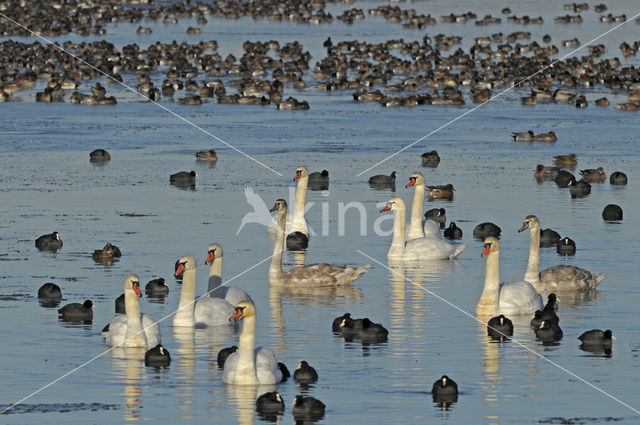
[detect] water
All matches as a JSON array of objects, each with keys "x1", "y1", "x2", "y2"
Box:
[{"x1": 1, "y1": 0, "x2": 640, "y2": 423}]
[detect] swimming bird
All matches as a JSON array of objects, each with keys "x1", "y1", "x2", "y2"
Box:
[
  {"x1": 89, "y1": 149, "x2": 111, "y2": 162},
  {"x1": 427, "y1": 184, "x2": 454, "y2": 200},
  {"x1": 294, "y1": 361, "x2": 318, "y2": 383},
  {"x1": 609, "y1": 171, "x2": 627, "y2": 185},
  {"x1": 602, "y1": 204, "x2": 623, "y2": 220},
  {"x1": 487, "y1": 314, "x2": 513, "y2": 340},
  {"x1": 38, "y1": 283, "x2": 62, "y2": 299},
  {"x1": 145, "y1": 344, "x2": 171, "y2": 367},
  {"x1": 568, "y1": 178, "x2": 591, "y2": 197},
  {"x1": 432, "y1": 375, "x2": 458, "y2": 396},
  {"x1": 369, "y1": 171, "x2": 398, "y2": 186},
  {"x1": 58, "y1": 300, "x2": 94, "y2": 321},
  {"x1": 473, "y1": 222, "x2": 501, "y2": 238},
  {"x1": 292, "y1": 396, "x2": 325, "y2": 420},
  {"x1": 170, "y1": 170, "x2": 197, "y2": 183},
  {"x1": 535, "y1": 320, "x2": 563, "y2": 341},
  {"x1": 556, "y1": 237, "x2": 576, "y2": 256},
  {"x1": 578, "y1": 329, "x2": 614, "y2": 347},
  {"x1": 554, "y1": 170, "x2": 575, "y2": 187},
  {"x1": 145, "y1": 278, "x2": 169, "y2": 295},
  {"x1": 579, "y1": 167, "x2": 606, "y2": 183},
  {"x1": 195, "y1": 149, "x2": 218, "y2": 160},
  {"x1": 444, "y1": 222, "x2": 463, "y2": 239},
  {"x1": 35, "y1": 231, "x2": 63, "y2": 251},
  {"x1": 256, "y1": 392, "x2": 285, "y2": 415}
]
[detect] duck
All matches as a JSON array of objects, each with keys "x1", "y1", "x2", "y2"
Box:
[
  {"x1": 534, "y1": 164, "x2": 561, "y2": 179},
  {"x1": 145, "y1": 278, "x2": 169, "y2": 296},
  {"x1": 256, "y1": 392, "x2": 285, "y2": 415},
  {"x1": 58, "y1": 300, "x2": 94, "y2": 321},
  {"x1": 381, "y1": 198, "x2": 466, "y2": 261},
  {"x1": 553, "y1": 154, "x2": 577, "y2": 166},
  {"x1": 533, "y1": 131, "x2": 557, "y2": 142},
  {"x1": 369, "y1": 171, "x2": 398, "y2": 186},
  {"x1": 476, "y1": 237, "x2": 544, "y2": 317},
  {"x1": 539, "y1": 228, "x2": 560, "y2": 247},
  {"x1": 421, "y1": 150, "x2": 440, "y2": 166},
  {"x1": 444, "y1": 222, "x2": 463, "y2": 239},
  {"x1": 579, "y1": 167, "x2": 605, "y2": 183},
  {"x1": 38, "y1": 282, "x2": 62, "y2": 299},
  {"x1": 92, "y1": 242, "x2": 122, "y2": 260},
  {"x1": 217, "y1": 346, "x2": 238, "y2": 368},
  {"x1": 205, "y1": 243, "x2": 252, "y2": 306},
  {"x1": 568, "y1": 178, "x2": 591, "y2": 197},
  {"x1": 556, "y1": 237, "x2": 576, "y2": 256},
  {"x1": 511, "y1": 130, "x2": 534, "y2": 141},
  {"x1": 223, "y1": 301, "x2": 284, "y2": 385},
  {"x1": 285, "y1": 166, "x2": 311, "y2": 250},
  {"x1": 170, "y1": 170, "x2": 197, "y2": 183},
  {"x1": 427, "y1": 184, "x2": 454, "y2": 199},
  {"x1": 432, "y1": 375, "x2": 458, "y2": 397},
  {"x1": 145, "y1": 344, "x2": 171, "y2": 367},
  {"x1": 292, "y1": 396, "x2": 325, "y2": 420},
  {"x1": 578, "y1": 329, "x2": 614, "y2": 348},
  {"x1": 270, "y1": 200, "x2": 370, "y2": 285},
  {"x1": 293, "y1": 361, "x2": 318, "y2": 383},
  {"x1": 173, "y1": 256, "x2": 235, "y2": 327},
  {"x1": 195, "y1": 149, "x2": 218, "y2": 161},
  {"x1": 602, "y1": 204, "x2": 623, "y2": 220},
  {"x1": 543, "y1": 293, "x2": 558, "y2": 313},
  {"x1": 609, "y1": 171, "x2": 627, "y2": 185},
  {"x1": 424, "y1": 207, "x2": 446, "y2": 228},
  {"x1": 535, "y1": 320, "x2": 563, "y2": 341},
  {"x1": 89, "y1": 149, "x2": 110, "y2": 162},
  {"x1": 105, "y1": 275, "x2": 160, "y2": 348},
  {"x1": 473, "y1": 222, "x2": 501, "y2": 238},
  {"x1": 519, "y1": 215, "x2": 604, "y2": 293},
  {"x1": 487, "y1": 314, "x2": 513, "y2": 339},
  {"x1": 35, "y1": 231, "x2": 63, "y2": 251},
  {"x1": 554, "y1": 170, "x2": 575, "y2": 188}
]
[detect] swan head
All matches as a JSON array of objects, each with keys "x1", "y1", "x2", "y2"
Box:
[
  {"x1": 269, "y1": 199, "x2": 287, "y2": 213},
  {"x1": 205, "y1": 243, "x2": 223, "y2": 264},
  {"x1": 406, "y1": 172, "x2": 424, "y2": 188},
  {"x1": 229, "y1": 300, "x2": 255, "y2": 321},
  {"x1": 481, "y1": 237, "x2": 500, "y2": 257},
  {"x1": 518, "y1": 215, "x2": 539, "y2": 232},
  {"x1": 294, "y1": 166, "x2": 308, "y2": 181},
  {"x1": 174, "y1": 256, "x2": 196, "y2": 277},
  {"x1": 124, "y1": 274, "x2": 142, "y2": 297},
  {"x1": 380, "y1": 197, "x2": 405, "y2": 213}
]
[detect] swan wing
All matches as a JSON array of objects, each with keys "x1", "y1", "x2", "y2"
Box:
[
  {"x1": 405, "y1": 237, "x2": 459, "y2": 260},
  {"x1": 222, "y1": 352, "x2": 239, "y2": 384},
  {"x1": 141, "y1": 314, "x2": 161, "y2": 347},
  {"x1": 223, "y1": 286, "x2": 253, "y2": 306},
  {"x1": 194, "y1": 297, "x2": 235, "y2": 327},
  {"x1": 540, "y1": 265, "x2": 604, "y2": 291},
  {"x1": 255, "y1": 347, "x2": 282, "y2": 384},
  {"x1": 423, "y1": 220, "x2": 445, "y2": 241},
  {"x1": 105, "y1": 314, "x2": 128, "y2": 347},
  {"x1": 499, "y1": 280, "x2": 543, "y2": 315}
]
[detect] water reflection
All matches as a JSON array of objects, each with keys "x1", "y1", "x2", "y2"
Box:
[
  {"x1": 173, "y1": 327, "x2": 196, "y2": 415},
  {"x1": 224, "y1": 384, "x2": 277, "y2": 425},
  {"x1": 109, "y1": 347, "x2": 146, "y2": 422},
  {"x1": 170, "y1": 181, "x2": 196, "y2": 191},
  {"x1": 579, "y1": 344, "x2": 612, "y2": 358}
]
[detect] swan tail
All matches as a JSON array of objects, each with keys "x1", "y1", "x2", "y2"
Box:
[
  {"x1": 448, "y1": 243, "x2": 467, "y2": 259},
  {"x1": 591, "y1": 273, "x2": 605, "y2": 289}
]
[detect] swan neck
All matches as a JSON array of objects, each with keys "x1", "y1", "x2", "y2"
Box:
[
  {"x1": 477, "y1": 250, "x2": 500, "y2": 315},
  {"x1": 388, "y1": 204, "x2": 406, "y2": 257},
  {"x1": 124, "y1": 288, "x2": 146, "y2": 344},
  {"x1": 207, "y1": 256, "x2": 222, "y2": 294},
  {"x1": 175, "y1": 268, "x2": 196, "y2": 325},
  {"x1": 269, "y1": 207, "x2": 285, "y2": 279},
  {"x1": 292, "y1": 176, "x2": 308, "y2": 229},
  {"x1": 525, "y1": 225, "x2": 541, "y2": 285},
  {"x1": 237, "y1": 313, "x2": 257, "y2": 381},
  {"x1": 408, "y1": 183, "x2": 425, "y2": 239}
]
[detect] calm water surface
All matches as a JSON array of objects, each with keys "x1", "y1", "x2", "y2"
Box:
[{"x1": 1, "y1": 0, "x2": 640, "y2": 423}]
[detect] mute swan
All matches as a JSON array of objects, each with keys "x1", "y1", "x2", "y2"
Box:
[
  {"x1": 519, "y1": 215, "x2": 604, "y2": 292},
  {"x1": 205, "y1": 243, "x2": 253, "y2": 306},
  {"x1": 380, "y1": 198, "x2": 466, "y2": 261},
  {"x1": 405, "y1": 172, "x2": 427, "y2": 240},
  {"x1": 105, "y1": 274, "x2": 161, "y2": 348},
  {"x1": 285, "y1": 166, "x2": 311, "y2": 250},
  {"x1": 269, "y1": 199, "x2": 370, "y2": 286},
  {"x1": 223, "y1": 300, "x2": 283, "y2": 385},
  {"x1": 173, "y1": 256, "x2": 235, "y2": 327},
  {"x1": 476, "y1": 237, "x2": 544, "y2": 317}
]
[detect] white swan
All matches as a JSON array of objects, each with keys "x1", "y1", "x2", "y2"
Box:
[
  {"x1": 406, "y1": 172, "x2": 440, "y2": 240},
  {"x1": 105, "y1": 274, "x2": 161, "y2": 348},
  {"x1": 476, "y1": 237, "x2": 544, "y2": 317},
  {"x1": 269, "y1": 199, "x2": 370, "y2": 286},
  {"x1": 173, "y1": 255, "x2": 235, "y2": 327},
  {"x1": 205, "y1": 243, "x2": 253, "y2": 306},
  {"x1": 380, "y1": 197, "x2": 466, "y2": 261},
  {"x1": 519, "y1": 215, "x2": 605, "y2": 292},
  {"x1": 223, "y1": 300, "x2": 283, "y2": 385}
]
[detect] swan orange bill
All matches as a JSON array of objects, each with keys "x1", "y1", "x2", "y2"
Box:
[
  {"x1": 380, "y1": 204, "x2": 392, "y2": 212},
  {"x1": 294, "y1": 169, "x2": 302, "y2": 181},
  {"x1": 174, "y1": 263, "x2": 185, "y2": 277},
  {"x1": 406, "y1": 177, "x2": 416, "y2": 188},
  {"x1": 481, "y1": 243, "x2": 491, "y2": 257},
  {"x1": 229, "y1": 306, "x2": 245, "y2": 321},
  {"x1": 132, "y1": 281, "x2": 142, "y2": 297},
  {"x1": 205, "y1": 251, "x2": 215, "y2": 265}
]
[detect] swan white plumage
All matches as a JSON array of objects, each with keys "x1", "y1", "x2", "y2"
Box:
[
  {"x1": 405, "y1": 172, "x2": 441, "y2": 239},
  {"x1": 265, "y1": 167, "x2": 310, "y2": 238},
  {"x1": 268, "y1": 199, "x2": 370, "y2": 286},
  {"x1": 476, "y1": 237, "x2": 544, "y2": 318},
  {"x1": 519, "y1": 215, "x2": 604, "y2": 292},
  {"x1": 380, "y1": 197, "x2": 466, "y2": 261},
  {"x1": 105, "y1": 274, "x2": 161, "y2": 348},
  {"x1": 173, "y1": 255, "x2": 235, "y2": 327},
  {"x1": 205, "y1": 243, "x2": 253, "y2": 306},
  {"x1": 223, "y1": 300, "x2": 283, "y2": 385}
]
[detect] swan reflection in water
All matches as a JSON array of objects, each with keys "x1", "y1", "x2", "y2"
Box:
[
  {"x1": 225, "y1": 384, "x2": 278, "y2": 425},
  {"x1": 108, "y1": 347, "x2": 146, "y2": 422}
]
